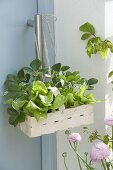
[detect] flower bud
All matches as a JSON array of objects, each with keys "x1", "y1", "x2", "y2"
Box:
[{"x1": 68, "y1": 133, "x2": 82, "y2": 142}]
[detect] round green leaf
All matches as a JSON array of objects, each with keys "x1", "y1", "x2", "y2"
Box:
[
  {"x1": 79, "y1": 22, "x2": 95, "y2": 34},
  {"x1": 61, "y1": 66, "x2": 70, "y2": 71},
  {"x1": 81, "y1": 33, "x2": 91, "y2": 40},
  {"x1": 108, "y1": 71, "x2": 113, "y2": 78}
]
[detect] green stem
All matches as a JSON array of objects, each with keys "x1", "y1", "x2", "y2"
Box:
[
  {"x1": 92, "y1": 34, "x2": 97, "y2": 38},
  {"x1": 105, "y1": 160, "x2": 110, "y2": 170},
  {"x1": 112, "y1": 126, "x2": 113, "y2": 152},
  {"x1": 76, "y1": 152, "x2": 93, "y2": 170},
  {"x1": 101, "y1": 160, "x2": 107, "y2": 170},
  {"x1": 85, "y1": 155, "x2": 89, "y2": 170},
  {"x1": 63, "y1": 157, "x2": 69, "y2": 170},
  {"x1": 69, "y1": 141, "x2": 93, "y2": 170},
  {"x1": 76, "y1": 154, "x2": 82, "y2": 170},
  {"x1": 74, "y1": 143, "x2": 82, "y2": 170}
]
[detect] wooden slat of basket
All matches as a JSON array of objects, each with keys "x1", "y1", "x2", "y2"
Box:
[{"x1": 18, "y1": 104, "x2": 94, "y2": 138}]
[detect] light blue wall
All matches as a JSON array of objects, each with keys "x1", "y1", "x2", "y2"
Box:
[{"x1": 0, "y1": 1, "x2": 41, "y2": 170}]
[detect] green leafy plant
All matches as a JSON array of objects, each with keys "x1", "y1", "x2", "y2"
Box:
[
  {"x1": 79, "y1": 22, "x2": 113, "y2": 59},
  {"x1": 49, "y1": 63, "x2": 99, "y2": 108},
  {"x1": 4, "y1": 59, "x2": 99, "y2": 126},
  {"x1": 50, "y1": 63, "x2": 98, "y2": 90}
]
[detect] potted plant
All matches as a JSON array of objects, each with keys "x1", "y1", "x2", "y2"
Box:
[{"x1": 3, "y1": 59, "x2": 98, "y2": 137}]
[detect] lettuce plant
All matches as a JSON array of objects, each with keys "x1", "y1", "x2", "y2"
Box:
[{"x1": 3, "y1": 59, "x2": 98, "y2": 126}]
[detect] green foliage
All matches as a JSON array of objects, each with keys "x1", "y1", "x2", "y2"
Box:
[
  {"x1": 108, "y1": 70, "x2": 113, "y2": 88},
  {"x1": 79, "y1": 22, "x2": 113, "y2": 59},
  {"x1": 22, "y1": 59, "x2": 48, "y2": 81},
  {"x1": 79, "y1": 22, "x2": 95, "y2": 35},
  {"x1": 4, "y1": 59, "x2": 98, "y2": 126},
  {"x1": 81, "y1": 33, "x2": 91, "y2": 40},
  {"x1": 74, "y1": 85, "x2": 98, "y2": 105},
  {"x1": 50, "y1": 63, "x2": 99, "y2": 108},
  {"x1": 50, "y1": 63, "x2": 98, "y2": 91},
  {"x1": 51, "y1": 63, "x2": 61, "y2": 72},
  {"x1": 65, "y1": 93, "x2": 74, "y2": 108},
  {"x1": 32, "y1": 81, "x2": 48, "y2": 95},
  {"x1": 108, "y1": 70, "x2": 113, "y2": 78},
  {"x1": 30, "y1": 59, "x2": 41, "y2": 70},
  {"x1": 83, "y1": 127, "x2": 110, "y2": 145},
  {"x1": 50, "y1": 94, "x2": 66, "y2": 110},
  {"x1": 7, "y1": 108, "x2": 26, "y2": 126},
  {"x1": 87, "y1": 78, "x2": 98, "y2": 90},
  {"x1": 39, "y1": 91, "x2": 53, "y2": 106}
]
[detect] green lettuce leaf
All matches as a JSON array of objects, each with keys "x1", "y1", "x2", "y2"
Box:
[
  {"x1": 12, "y1": 97, "x2": 27, "y2": 111},
  {"x1": 51, "y1": 94, "x2": 65, "y2": 110},
  {"x1": 32, "y1": 81, "x2": 48, "y2": 95},
  {"x1": 65, "y1": 93, "x2": 74, "y2": 108},
  {"x1": 39, "y1": 91, "x2": 53, "y2": 106}
]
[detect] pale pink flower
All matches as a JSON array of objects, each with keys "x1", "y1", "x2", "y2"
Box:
[
  {"x1": 104, "y1": 115, "x2": 113, "y2": 126},
  {"x1": 68, "y1": 133, "x2": 82, "y2": 142},
  {"x1": 90, "y1": 142, "x2": 110, "y2": 162}
]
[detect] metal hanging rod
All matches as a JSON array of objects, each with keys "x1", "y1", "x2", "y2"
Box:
[{"x1": 27, "y1": 14, "x2": 43, "y2": 62}]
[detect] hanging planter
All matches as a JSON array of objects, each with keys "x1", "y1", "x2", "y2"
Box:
[
  {"x1": 3, "y1": 59, "x2": 99, "y2": 138},
  {"x1": 2, "y1": 15, "x2": 100, "y2": 138},
  {"x1": 17, "y1": 104, "x2": 93, "y2": 138}
]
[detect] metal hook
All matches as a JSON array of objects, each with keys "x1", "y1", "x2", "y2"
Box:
[{"x1": 27, "y1": 19, "x2": 34, "y2": 27}]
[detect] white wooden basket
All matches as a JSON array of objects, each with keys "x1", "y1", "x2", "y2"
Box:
[{"x1": 17, "y1": 104, "x2": 94, "y2": 138}]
